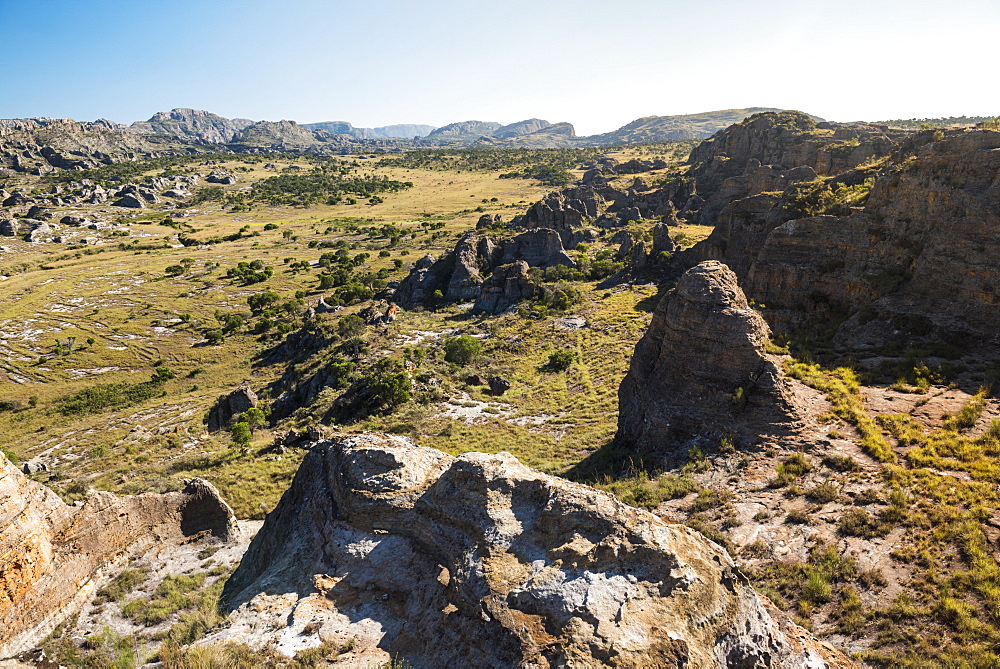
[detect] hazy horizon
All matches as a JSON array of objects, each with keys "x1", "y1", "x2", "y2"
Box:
[{"x1": 2, "y1": 0, "x2": 997, "y2": 135}]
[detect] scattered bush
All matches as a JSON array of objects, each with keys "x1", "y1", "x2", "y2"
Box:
[
  {"x1": 547, "y1": 349, "x2": 577, "y2": 371},
  {"x1": 444, "y1": 335, "x2": 483, "y2": 366},
  {"x1": 368, "y1": 359, "x2": 412, "y2": 409}
]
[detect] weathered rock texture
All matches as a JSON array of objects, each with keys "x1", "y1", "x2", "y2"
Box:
[
  {"x1": 618, "y1": 261, "x2": 798, "y2": 451},
  {"x1": 472, "y1": 261, "x2": 535, "y2": 315},
  {"x1": 220, "y1": 433, "x2": 850, "y2": 667},
  {"x1": 394, "y1": 229, "x2": 569, "y2": 310},
  {"x1": 0, "y1": 456, "x2": 236, "y2": 657},
  {"x1": 206, "y1": 385, "x2": 259, "y2": 431},
  {"x1": 501, "y1": 228, "x2": 576, "y2": 268}
]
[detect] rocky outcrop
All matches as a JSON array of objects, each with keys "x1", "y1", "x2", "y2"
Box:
[
  {"x1": 678, "y1": 126, "x2": 1000, "y2": 348},
  {"x1": 427, "y1": 120, "x2": 503, "y2": 141},
  {"x1": 396, "y1": 229, "x2": 565, "y2": 309},
  {"x1": 617, "y1": 261, "x2": 798, "y2": 451},
  {"x1": 394, "y1": 233, "x2": 501, "y2": 307},
  {"x1": 501, "y1": 228, "x2": 576, "y2": 269},
  {"x1": 514, "y1": 186, "x2": 605, "y2": 247},
  {"x1": 472, "y1": 261, "x2": 535, "y2": 315},
  {"x1": 131, "y1": 108, "x2": 253, "y2": 143},
  {"x1": 493, "y1": 118, "x2": 553, "y2": 139},
  {"x1": 231, "y1": 120, "x2": 321, "y2": 149},
  {"x1": 207, "y1": 385, "x2": 259, "y2": 431},
  {"x1": 206, "y1": 171, "x2": 237, "y2": 185},
  {"x1": 0, "y1": 219, "x2": 20, "y2": 237},
  {"x1": 445, "y1": 232, "x2": 501, "y2": 301},
  {"x1": 220, "y1": 433, "x2": 851, "y2": 667},
  {"x1": 0, "y1": 456, "x2": 235, "y2": 656},
  {"x1": 111, "y1": 193, "x2": 145, "y2": 209}
]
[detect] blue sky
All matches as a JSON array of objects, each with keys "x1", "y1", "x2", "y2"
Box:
[{"x1": 1, "y1": 0, "x2": 997, "y2": 134}]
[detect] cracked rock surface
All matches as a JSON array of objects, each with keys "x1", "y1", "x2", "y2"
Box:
[{"x1": 220, "y1": 433, "x2": 851, "y2": 667}]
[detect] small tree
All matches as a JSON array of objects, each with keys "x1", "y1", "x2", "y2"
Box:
[
  {"x1": 231, "y1": 421, "x2": 252, "y2": 447},
  {"x1": 368, "y1": 359, "x2": 411, "y2": 409},
  {"x1": 239, "y1": 407, "x2": 267, "y2": 434},
  {"x1": 444, "y1": 335, "x2": 482, "y2": 366}
]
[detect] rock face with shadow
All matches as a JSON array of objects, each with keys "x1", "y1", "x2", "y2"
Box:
[
  {"x1": 617, "y1": 261, "x2": 799, "y2": 452},
  {"x1": 219, "y1": 433, "x2": 851, "y2": 667},
  {"x1": 0, "y1": 456, "x2": 236, "y2": 657}
]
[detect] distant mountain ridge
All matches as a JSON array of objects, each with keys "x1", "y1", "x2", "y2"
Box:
[
  {"x1": 0, "y1": 107, "x2": 828, "y2": 170},
  {"x1": 302, "y1": 121, "x2": 436, "y2": 139}
]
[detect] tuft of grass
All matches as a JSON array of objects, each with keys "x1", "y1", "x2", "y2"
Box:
[
  {"x1": 95, "y1": 568, "x2": 150, "y2": 603},
  {"x1": 785, "y1": 362, "x2": 894, "y2": 462},
  {"x1": 597, "y1": 471, "x2": 698, "y2": 509},
  {"x1": 123, "y1": 573, "x2": 208, "y2": 626}
]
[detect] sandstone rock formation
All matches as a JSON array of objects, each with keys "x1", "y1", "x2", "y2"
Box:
[
  {"x1": 219, "y1": 433, "x2": 851, "y2": 667},
  {"x1": 207, "y1": 385, "x2": 259, "y2": 432},
  {"x1": 501, "y1": 228, "x2": 576, "y2": 269},
  {"x1": 445, "y1": 232, "x2": 501, "y2": 301},
  {"x1": 617, "y1": 261, "x2": 798, "y2": 451},
  {"x1": 130, "y1": 108, "x2": 254, "y2": 144},
  {"x1": 393, "y1": 233, "x2": 501, "y2": 307},
  {"x1": 513, "y1": 186, "x2": 605, "y2": 247},
  {"x1": 395, "y1": 229, "x2": 570, "y2": 310},
  {"x1": 673, "y1": 122, "x2": 1000, "y2": 348},
  {"x1": 472, "y1": 261, "x2": 535, "y2": 315},
  {"x1": 0, "y1": 456, "x2": 236, "y2": 657}
]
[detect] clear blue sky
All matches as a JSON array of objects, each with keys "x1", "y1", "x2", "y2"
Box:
[{"x1": 1, "y1": 0, "x2": 997, "y2": 134}]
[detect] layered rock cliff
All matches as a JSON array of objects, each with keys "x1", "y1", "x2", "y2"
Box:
[
  {"x1": 220, "y1": 433, "x2": 850, "y2": 667},
  {"x1": 0, "y1": 456, "x2": 236, "y2": 657},
  {"x1": 617, "y1": 261, "x2": 798, "y2": 452},
  {"x1": 130, "y1": 108, "x2": 254, "y2": 143}
]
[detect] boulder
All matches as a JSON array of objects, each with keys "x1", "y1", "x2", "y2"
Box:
[
  {"x1": 487, "y1": 375, "x2": 511, "y2": 395},
  {"x1": 111, "y1": 193, "x2": 145, "y2": 209},
  {"x1": 0, "y1": 219, "x2": 20, "y2": 237},
  {"x1": 219, "y1": 434, "x2": 853, "y2": 667},
  {"x1": 613, "y1": 230, "x2": 633, "y2": 259},
  {"x1": 206, "y1": 172, "x2": 237, "y2": 185},
  {"x1": 501, "y1": 228, "x2": 575, "y2": 268},
  {"x1": 21, "y1": 460, "x2": 47, "y2": 476},
  {"x1": 25, "y1": 205, "x2": 51, "y2": 220},
  {"x1": 651, "y1": 221, "x2": 677, "y2": 255},
  {"x1": 472, "y1": 261, "x2": 534, "y2": 315},
  {"x1": 617, "y1": 261, "x2": 798, "y2": 451},
  {"x1": 207, "y1": 385, "x2": 259, "y2": 432},
  {"x1": 26, "y1": 221, "x2": 53, "y2": 243},
  {"x1": 476, "y1": 213, "x2": 502, "y2": 229},
  {"x1": 0, "y1": 455, "x2": 236, "y2": 656}
]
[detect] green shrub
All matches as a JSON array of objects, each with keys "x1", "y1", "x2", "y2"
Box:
[
  {"x1": 368, "y1": 359, "x2": 412, "y2": 409},
  {"x1": 547, "y1": 350, "x2": 577, "y2": 371},
  {"x1": 231, "y1": 422, "x2": 252, "y2": 446},
  {"x1": 444, "y1": 335, "x2": 483, "y2": 366}
]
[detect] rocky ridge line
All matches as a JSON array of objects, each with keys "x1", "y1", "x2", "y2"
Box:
[{"x1": 0, "y1": 455, "x2": 236, "y2": 658}]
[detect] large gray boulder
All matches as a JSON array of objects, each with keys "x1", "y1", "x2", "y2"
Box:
[
  {"x1": 501, "y1": 228, "x2": 575, "y2": 269},
  {"x1": 207, "y1": 386, "x2": 259, "y2": 432},
  {"x1": 218, "y1": 433, "x2": 853, "y2": 667},
  {"x1": 0, "y1": 219, "x2": 20, "y2": 237},
  {"x1": 111, "y1": 193, "x2": 145, "y2": 209}
]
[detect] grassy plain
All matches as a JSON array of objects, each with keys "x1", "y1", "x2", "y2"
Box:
[{"x1": 0, "y1": 145, "x2": 709, "y2": 518}]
